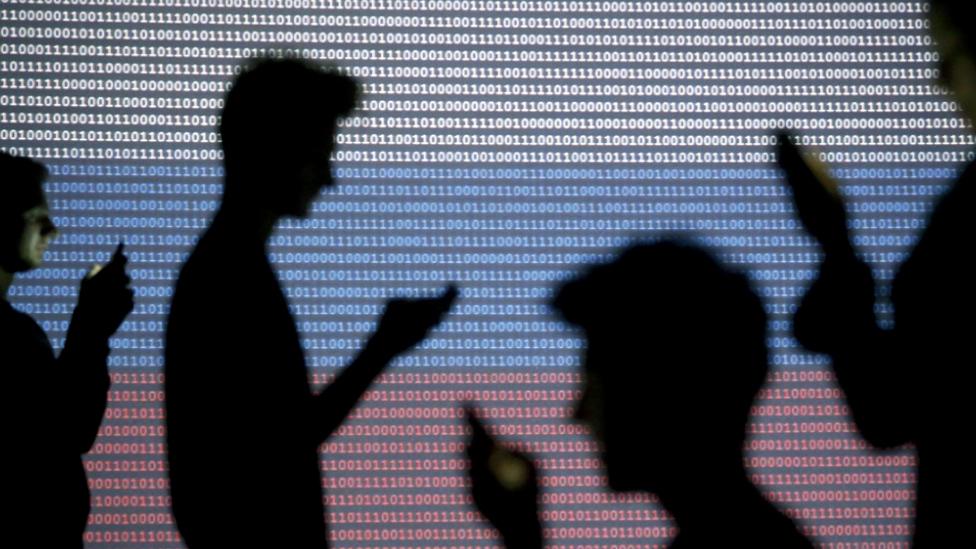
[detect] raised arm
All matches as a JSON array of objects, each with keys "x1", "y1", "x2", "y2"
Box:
[
  {"x1": 59, "y1": 243, "x2": 134, "y2": 452},
  {"x1": 777, "y1": 135, "x2": 915, "y2": 447}
]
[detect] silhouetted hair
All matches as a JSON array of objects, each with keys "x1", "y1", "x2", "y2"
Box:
[
  {"x1": 554, "y1": 240, "x2": 768, "y2": 425},
  {"x1": 0, "y1": 150, "x2": 48, "y2": 221},
  {"x1": 219, "y1": 57, "x2": 358, "y2": 182}
]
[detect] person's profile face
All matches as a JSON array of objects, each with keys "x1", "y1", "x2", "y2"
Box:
[
  {"x1": 285, "y1": 123, "x2": 337, "y2": 218},
  {"x1": 6, "y1": 203, "x2": 57, "y2": 272}
]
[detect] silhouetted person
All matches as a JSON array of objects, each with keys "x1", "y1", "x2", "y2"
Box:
[
  {"x1": 775, "y1": 5, "x2": 976, "y2": 546},
  {"x1": 776, "y1": 6, "x2": 974, "y2": 544},
  {"x1": 466, "y1": 241, "x2": 812, "y2": 548},
  {"x1": 1, "y1": 151, "x2": 134, "y2": 548},
  {"x1": 164, "y1": 58, "x2": 457, "y2": 548}
]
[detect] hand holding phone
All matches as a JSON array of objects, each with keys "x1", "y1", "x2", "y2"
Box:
[
  {"x1": 464, "y1": 405, "x2": 542, "y2": 549},
  {"x1": 75, "y1": 241, "x2": 135, "y2": 340}
]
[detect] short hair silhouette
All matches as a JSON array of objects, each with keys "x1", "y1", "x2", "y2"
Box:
[{"x1": 218, "y1": 57, "x2": 357, "y2": 191}]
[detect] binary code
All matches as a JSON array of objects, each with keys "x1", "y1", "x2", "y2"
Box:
[{"x1": 1, "y1": 1, "x2": 967, "y2": 547}]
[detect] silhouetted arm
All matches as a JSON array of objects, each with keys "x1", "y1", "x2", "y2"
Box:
[
  {"x1": 311, "y1": 341, "x2": 393, "y2": 443},
  {"x1": 312, "y1": 286, "x2": 457, "y2": 443},
  {"x1": 59, "y1": 243, "x2": 134, "y2": 453},
  {"x1": 795, "y1": 252, "x2": 915, "y2": 447},
  {"x1": 57, "y1": 322, "x2": 112, "y2": 453},
  {"x1": 779, "y1": 135, "x2": 915, "y2": 447}
]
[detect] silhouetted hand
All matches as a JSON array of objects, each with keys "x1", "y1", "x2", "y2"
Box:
[
  {"x1": 465, "y1": 406, "x2": 542, "y2": 549},
  {"x1": 365, "y1": 285, "x2": 457, "y2": 361},
  {"x1": 776, "y1": 132, "x2": 852, "y2": 256},
  {"x1": 71, "y1": 242, "x2": 135, "y2": 340}
]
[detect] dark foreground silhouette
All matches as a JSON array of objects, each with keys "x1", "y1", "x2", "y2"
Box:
[
  {"x1": 164, "y1": 58, "x2": 456, "y2": 548},
  {"x1": 777, "y1": 4, "x2": 976, "y2": 544},
  {"x1": 779, "y1": 125, "x2": 973, "y2": 546},
  {"x1": 1, "y1": 151, "x2": 133, "y2": 547},
  {"x1": 467, "y1": 241, "x2": 813, "y2": 548}
]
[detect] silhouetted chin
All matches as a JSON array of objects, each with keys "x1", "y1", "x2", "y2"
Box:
[
  {"x1": 289, "y1": 187, "x2": 329, "y2": 219},
  {"x1": 273, "y1": 196, "x2": 311, "y2": 219}
]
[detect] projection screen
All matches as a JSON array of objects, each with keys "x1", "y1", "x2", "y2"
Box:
[{"x1": 1, "y1": 1, "x2": 964, "y2": 546}]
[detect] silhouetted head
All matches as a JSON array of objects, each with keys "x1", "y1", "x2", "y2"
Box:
[
  {"x1": 0, "y1": 151, "x2": 57, "y2": 273},
  {"x1": 554, "y1": 241, "x2": 767, "y2": 493},
  {"x1": 219, "y1": 57, "x2": 358, "y2": 218},
  {"x1": 930, "y1": 0, "x2": 976, "y2": 121}
]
